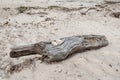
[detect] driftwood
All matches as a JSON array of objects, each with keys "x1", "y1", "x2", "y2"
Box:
[
  {"x1": 104, "y1": 0, "x2": 120, "y2": 3},
  {"x1": 110, "y1": 12, "x2": 120, "y2": 18},
  {"x1": 10, "y1": 35, "x2": 109, "y2": 62}
]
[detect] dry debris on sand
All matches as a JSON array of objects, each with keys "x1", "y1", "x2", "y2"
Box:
[{"x1": 0, "y1": 0, "x2": 120, "y2": 80}]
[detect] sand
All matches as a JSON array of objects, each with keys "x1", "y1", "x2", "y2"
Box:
[{"x1": 0, "y1": 0, "x2": 120, "y2": 80}]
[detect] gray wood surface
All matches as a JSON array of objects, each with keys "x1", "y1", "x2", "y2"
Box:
[{"x1": 10, "y1": 35, "x2": 109, "y2": 62}]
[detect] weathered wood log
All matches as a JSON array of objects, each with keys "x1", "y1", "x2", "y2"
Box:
[{"x1": 10, "y1": 35, "x2": 109, "y2": 62}]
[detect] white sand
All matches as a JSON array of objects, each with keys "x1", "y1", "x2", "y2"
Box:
[{"x1": 0, "y1": 0, "x2": 120, "y2": 80}]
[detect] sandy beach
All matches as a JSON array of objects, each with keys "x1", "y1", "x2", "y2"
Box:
[{"x1": 0, "y1": 0, "x2": 120, "y2": 80}]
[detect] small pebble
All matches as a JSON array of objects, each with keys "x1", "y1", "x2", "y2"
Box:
[
  {"x1": 52, "y1": 41, "x2": 58, "y2": 46},
  {"x1": 55, "y1": 39, "x2": 63, "y2": 44},
  {"x1": 116, "y1": 69, "x2": 119, "y2": 72},
  {"x1": 109, "y1": 64, "x2": 112, "y2": 67},
  {"x1": 52, "y1": 39, "x2": 63, "y2": 45}
]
